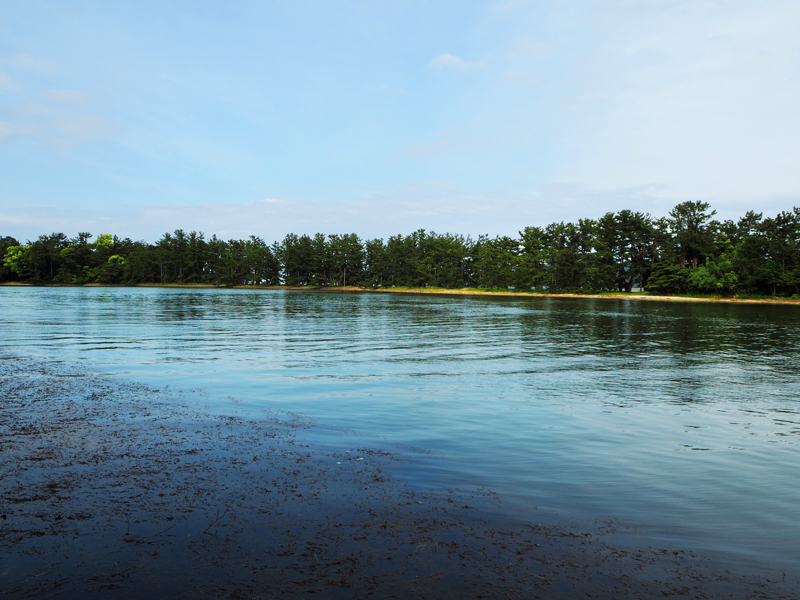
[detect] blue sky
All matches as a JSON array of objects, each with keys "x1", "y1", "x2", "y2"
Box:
[{"x1": 1, "y1": 0, "x2": 799, "y2": 242}]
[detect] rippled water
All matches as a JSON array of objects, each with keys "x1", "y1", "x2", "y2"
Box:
[{"x1": 3, "y1": 287, "x2": 800, "y2": 575}]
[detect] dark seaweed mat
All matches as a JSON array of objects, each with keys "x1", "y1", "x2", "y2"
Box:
[{"x1": 0, "y1": 357, "x2": 795, "y2": 600}]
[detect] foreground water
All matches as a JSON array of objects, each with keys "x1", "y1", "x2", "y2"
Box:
[{"x1": 2, "y1": 287, "x2": 799, "y2": 577}]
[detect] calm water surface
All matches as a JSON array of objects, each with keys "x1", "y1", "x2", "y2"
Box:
[{"x1": 3, "y1": 287, "x2": 799, "y2": 574}]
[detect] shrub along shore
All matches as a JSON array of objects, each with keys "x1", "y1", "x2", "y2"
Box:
[{"x1": 3, "y1": 201, "x2": 800, "y2": 298}]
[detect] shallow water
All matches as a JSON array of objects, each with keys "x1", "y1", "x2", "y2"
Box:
[{"x1": 2, "y1": 287, "x2": 799, "y2": 575}]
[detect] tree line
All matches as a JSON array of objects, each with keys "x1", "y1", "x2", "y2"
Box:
[{"x1": 2, "y1": 201, "x2": 800, "y2": 297}]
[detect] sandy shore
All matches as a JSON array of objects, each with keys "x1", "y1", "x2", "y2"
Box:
[
  {"x1": 1, "y1": 356, "x2": 796, "y2": 599},
  {"x1": 354, "y1": 287, "x2": 800, "y2": 305},
  {"x1": 3, "y1": 282, "x2": 799, "y2": 306}
]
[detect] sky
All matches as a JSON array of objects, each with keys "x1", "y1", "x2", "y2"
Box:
[{"x1": 1, "y1": 0, "x2": 799, "y2": 243}]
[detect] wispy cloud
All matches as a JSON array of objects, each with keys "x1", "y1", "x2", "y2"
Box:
[
  {"x1": 51, "y1": 115, "x2": 113, "y2": 142},
  {"x1": 493, "y1": 0, "x2": 532, "y2": 12},
  {"x1": 602, "y1": 0, "x2": 691, "y2": 18},
  {"x1": 368, "y1": 83, "x2": 407, "y2": 95},
  {"x1": 5, "y1": 101, "x2": 58, "y2": 118},
  {"x1": 402, "y1": 139, "x2": 448, "y2": 159},
  {"x1": 0, "y1": 72, "x2": 16, "y2": 93},
  {"x1": 0, "y1": 122, "x2": 38, "y2": 140},
  {"x1": 0, "y1": 83, "x2": 110, "y2": 148},
  {"x1": 3, "y1": 53, "x2": 54, "y2": 74},
  {"x1": 508, "y1": 38, "x2": 552, "y2": 59},
  {"x1": 0, "y1": 181, "x2": 712, "y2": 244},
  {"x1": 43, "y1": 90, "x2": 88, "y2": 106},
  {"x1": 0, "y1": 115, "x2": 113, "y2": 147},
  {"x1": 0, "y1": 213, "x2": 25, "y2": 225},
  {"x1": 0, "y1": 179, "x2": 791, "y2": 245},
  {"x1": 499, "y1": 70, "x2": 537, "y2": 85},
  {"x1": 430, "y1": 53, "x2": 486, "y2": 70}
]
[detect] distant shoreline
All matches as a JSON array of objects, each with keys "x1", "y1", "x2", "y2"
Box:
[{"x1": 2, "y1": 281, "x2": 799, "y2": 305}]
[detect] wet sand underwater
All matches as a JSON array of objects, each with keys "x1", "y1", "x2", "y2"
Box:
[{"x1": 1, "y1": 356, "x2": 796, "y2": 599}]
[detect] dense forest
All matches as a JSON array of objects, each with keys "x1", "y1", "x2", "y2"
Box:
[{"x1": 2, "y1": 201, "x2": 800, "y2": 297}]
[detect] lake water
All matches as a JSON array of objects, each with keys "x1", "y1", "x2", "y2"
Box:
[{"x1": 2, "y1": 286, "x2": 799, "y2": 577}]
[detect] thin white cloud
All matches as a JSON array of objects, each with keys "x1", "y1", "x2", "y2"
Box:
[
  {"x1": 402, "y1": 139, "x2": 448, "y2": 159},
  {"x1": 0, "y1": 114, "x2": 113, "y2": 147},
  {"x1": 6, "y1": 101, "x2": 64, "y2": 118},
  {"x1": 43, "y1": 90, "x2": 88, "y2": 106},
  {"x1": 1, "y1": 181, "x2": 795, "y2": 244},
  {"x1": 250, "y1": 198, "x2": 284, "y2": 205},
  {"x1": 430, "y1": 53, "x2": 486, "y2": 70},
  {"x1": 0, "y1": 121, "x2": 41, "y2": 140},
  {"x1": 493, "y1": 0, "x2": 532, "y2": 12},
  {"x1": 3, "y1": 53, "x2": 54, "y2": 74},
  {"x1": 368, "y1": 83, "x2": 407, "y2": 95},
  {"x1": 602, "y1": 0, "x2": 691, "y2": 18},
  {"x1": 0, "y1": 214, "x2": 25, "y2": 225},
  {"x1": 52, "y1": 115, "x2": 112, "y2": 140},
  {"x1": 6, "y1": 91, "x2": 87, "y2": 117},
  {"x1": 499, "y1": 70, "x2": 537, "y2": 85},
  {"x1": 0, "y1": 71, "x2": 16, "y2": 93},
  {"x1": 0, "y1": 83, "x2": 110, "y2": 147},
  {"x1": 508, "y1": 38, "x2": 552, "y2": 59},
  {"x1": 554, "y1": 1, "x2": 800, "y2": 202}
]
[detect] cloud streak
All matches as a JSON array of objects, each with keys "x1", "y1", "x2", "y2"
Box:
[
  {"x1": 430, "y1": 53, "x2": 486, "y2": 70},
  {"x1": 402, "y1": 139, "x2": 448, "y2": 159},
  {"x1": 0, "y1": 114, "x2": 113, "y2": 147},
  {"x1": 0, "y1": 72, "x2": 16, "y2": 93},
  {"x1": 43, "y1": 90, "x2": 88, "y2": 106},
  {"x1": 0, "y1": 85, "x2": 111, "y2": 147},
  {"x1": 507, "y1": 38, "x2": 551, "y2": 59},
  {"x1": 0, "y1": 181, "x2": 774, "y2": 245},
  {"x1": 2, "y1": 53, "x2": 54, "y2": 74},
  {"x1": 368, "y1": 84, "x2": 407, "y2": 95}
]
